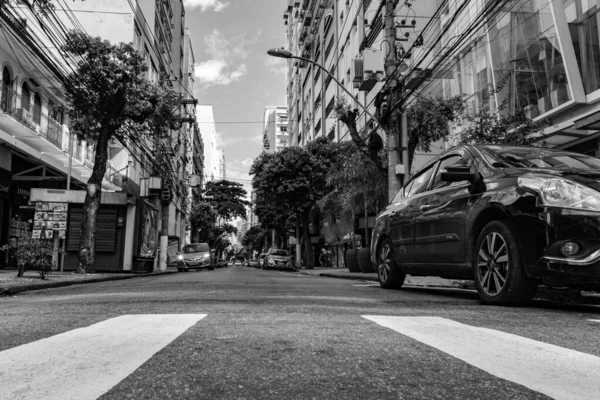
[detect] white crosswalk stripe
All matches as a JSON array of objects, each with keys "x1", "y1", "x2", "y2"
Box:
[
  {"x1": 0, "y1": 314, "x2": 206, "y2": 400},
  {"x1": 363, "y1": 315, "x2": 600, "y2": 400}
]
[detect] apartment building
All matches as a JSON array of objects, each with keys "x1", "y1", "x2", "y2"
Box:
[
  {"x1": 285, "y1": 0, "x2": 600, "y2": 168},
  {"x1": 0, "y1": 0, "x2": 198, "y2": 271},
  {"x1": 196, "y1": 105, "x2": 222, "y2": 183},
  {"x1": 262, "y1": 106, "x2": 289, "y2": 153}
]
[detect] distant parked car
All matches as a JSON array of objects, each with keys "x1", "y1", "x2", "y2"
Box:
[
  {"x1": 371, "y1": 144, "x2": 600, "y2": 305},
  {"x1": 216, "y1": 257, "x2": 228, "y2": 268},
  {"x1": 246, "y1": 258, "x2": 258, "y2": 267},
  {"x1": 263, "y1": 249, "x2": 295, "y2": 270},
  {"x1": 257, "y1": 253, "x2": 267, "y2": 268},
  {"x1": 176, "y1": 243, "x2": 215, "y2": 272}
]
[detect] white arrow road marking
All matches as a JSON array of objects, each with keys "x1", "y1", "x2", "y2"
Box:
[
  {"x1": 363, "y1": 316, "x2": 600, "y2": 400},
  {"x1": 588, "y1": 319, "x2": 600, "y2": 323},
  {"x1": 0, "y1": 314, "x2": 206, "y2": 400}
]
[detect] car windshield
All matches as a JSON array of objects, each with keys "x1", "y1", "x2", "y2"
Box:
[
  {"x1": 479, "y1": 146, "x2": 600, "y2": 170},
  {"x1": 270, "y1": 250, "x2": 289, "y2": 256},
  {"x1": 182, "y1": 244, "x2": 209, "y2": 253}
]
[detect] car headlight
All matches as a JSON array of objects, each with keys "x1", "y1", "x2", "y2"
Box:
[
  {"x1": 177, "y1": 255, "x2": 183, "y2": 260},
  {"x1": 518, "y1": 176, "x2": 600, "y2": 211},
  {"x1": 268, "y1": 258, "x2": 275, "y2": 265},
  {"x1": 204, "y1": 253, "x2": 210, "y2": 259}
]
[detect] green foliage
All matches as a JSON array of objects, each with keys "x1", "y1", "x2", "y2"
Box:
[
  {"x1": 204, "y1": 180, "x2": 249, "y2": 221},
  {"x1": 242, "y1": 225, "x2": 267, "y2": 251},
  {"x1": 189, "y1": 201, "x2": 218, "y2": 242},
  {"x1": 319, "y1": 141, "x2": 387, "y2": 246},
  {"x1": 221, "y1": 223, "x2": 238, "y2": 235},
  {"x1": 1, "y1": 239, "x2": 57, "y2": 279},
  {"x1": 61, "y1": 31, "x2": 183, "y2": 273},
  {"x1": 62, "y1": 31, "x2": 182, "y2": 143},
  {"x1": 459, "y1": 111, "x2": 547, "y2": 146},
  {"x1": 406, "y1": 95, "x2": 465, "y2": 171}
]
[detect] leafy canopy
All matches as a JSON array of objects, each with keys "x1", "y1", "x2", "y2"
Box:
[
  {"x1": 204, "y1": 180, "x2": 249, "y2": 221},
  {"x1": 62, "y1": 31, "x2": 182, "y2": 143}
]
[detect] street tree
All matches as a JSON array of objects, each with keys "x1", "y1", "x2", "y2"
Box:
[
  {"x1": 459, "y1": 111, "x2": 548, "y2": 146},
  {"x1": 250, "y1": 138, "x2": 337, "y2": 268},
  {"x1": 242, "y1": 225, "x2": 267, "y2": 253},
  {"x1": 189, "y1": 201, "x2": 218, "y2": 243},
  {"x1": 406, "y1": 95, "x2": 465, "y2": 172},
  {"x1": 204, "y1": 180, "x2": 249, "y2": 221},
  {"x1": 61, "y1": 31, "x2": 182, "y2": 273},
  {"x1": 320, "y1": 141, "x2": 387, "y2": 248}
]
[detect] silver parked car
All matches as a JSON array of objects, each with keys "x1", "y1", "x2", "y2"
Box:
[{"x1": 176, "y1": 243, "x2": 215, "y2": 272}]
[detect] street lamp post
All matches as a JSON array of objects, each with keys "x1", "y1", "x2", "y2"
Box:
[{"x1": 267, "y1": 48, "x2": 380, "y2": 127}]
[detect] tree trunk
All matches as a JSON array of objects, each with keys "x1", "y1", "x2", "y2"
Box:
[
  {"x1": 77, "y1": 130, "x2": 111, "y2": 274},
  {"x1": 364, "y1": 198, "x2": 369, "y2": 248},
  {"x1": 295, "y1": 215, "x2": 302, "y2": 268},
  {"x1": 301, "y1": 210, "x2": 314, "y2": 269}
]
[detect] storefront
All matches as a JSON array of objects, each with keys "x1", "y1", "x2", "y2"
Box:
[{"x1": 29, "y1": 189, "x2": 128, "y2": 272}]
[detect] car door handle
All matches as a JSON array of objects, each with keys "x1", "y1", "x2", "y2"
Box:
[{"x1": 420, "y1": 204, "x2": 432, "y2": 211}]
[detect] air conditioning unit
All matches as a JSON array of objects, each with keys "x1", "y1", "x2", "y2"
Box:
[
  {"x1": 14, "y1": 108, "x2": 32, "y2": 125},
  {"x1": 363, "y1": 49, "x2": 384, "y2": 75},
  {"x1": 351, "y1": 58, "x2": 364, "y2": 89}
]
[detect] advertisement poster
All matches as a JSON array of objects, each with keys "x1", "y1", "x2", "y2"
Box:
[
  {"x1": 138, "y1": 201, "x2": 159, "y2": 258},
  {"x1": 32, "y1": 202, "x2": 68, "y2": 239}
]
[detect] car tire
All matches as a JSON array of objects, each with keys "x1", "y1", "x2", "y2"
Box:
[
  {"x1": 377, "y1": 238, "x2": 406, "y2": 290},
  {"x1": 208, "y1": 266, "x2": 215, "y2": 271},
  {"x1": 177, "y1": 268, "x2": 184, "y2": 272},
  {"x1": 472, "y1": 220, "x2": 538, "y2": 306}
]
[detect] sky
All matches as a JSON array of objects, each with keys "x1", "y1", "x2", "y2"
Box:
[{"x1": 183, "y1": 0, "x2": 289, "y2": 196}]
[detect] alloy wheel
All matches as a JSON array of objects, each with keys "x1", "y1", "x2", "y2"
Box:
[
  {"x1": 477, "y1": 232, "x2": 509, "y2": 296},
  {"x1": 378, "y1": 243, "x2": 392, "y2": 282}
]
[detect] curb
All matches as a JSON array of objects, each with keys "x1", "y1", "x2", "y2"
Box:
[
  {"x1": 303, "y1": 271, "x2": 477, "y2": 290},
  {"x1": 0, "y1": 271, "x2": 178, "y2": 296}
]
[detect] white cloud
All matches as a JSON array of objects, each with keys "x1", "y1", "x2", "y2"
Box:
[
  {"x1": 183, "y1": 0, "x2": 229, "y2": 12},
  {"x1": 195, "y1": 29, "x2": 250, "y2": 87},
  {"x1": 264, "y1": 57, "x2": 287, "y2": 77},
  {"x1": 195, "y1": 60, "x2": 247, "y2": 86}
]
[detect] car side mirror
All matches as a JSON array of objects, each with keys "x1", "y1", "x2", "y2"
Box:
[{"x1": 441, "y1": 165, "x2": 476, "y2": 182}]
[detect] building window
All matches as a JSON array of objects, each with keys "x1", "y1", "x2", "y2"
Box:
[
  {"x1": 564, "y1": 0, "x2": 600, "y2": 94},
  {"x1": 32, "y1": 93, "x2": 41, "y2": 125},
  {"x1": 2, "y1": 67, "x2": 12, "y2": 112},
  {"x1": 21, "y1": 82, "x2": 30, "y2": 111},
  {"x1": 485, "y1": 0, "x2": 569, "y2": 118}
]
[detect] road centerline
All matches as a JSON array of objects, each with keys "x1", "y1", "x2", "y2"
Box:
[
  {"x1": 363, "y1": 315, "x2": 600, "y2": 400},
  {"x1": 0, "y1": 314, "x2": 206, "y2": 400}
]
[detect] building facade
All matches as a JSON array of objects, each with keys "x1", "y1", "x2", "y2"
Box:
[
  {"x1": 262, "y1": 106, "x2": 289, "y2": 152},
  {"x1": 196, "y1": 105, "x2": 222, "y2": 183},
  {"x1": 0, "y1": 0, "x2": 198, "y2": 271},
  {"x1": 284, "y1": 0, "x2": 600, "y2": 167}
]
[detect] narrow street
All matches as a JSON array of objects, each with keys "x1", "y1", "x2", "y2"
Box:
[{"x1": 1, "y1": 266, "x2": 599, "y2": 400}]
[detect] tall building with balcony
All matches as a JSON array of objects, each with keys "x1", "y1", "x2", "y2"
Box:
[
  {"x1": 197, "y1": 105, "x2": 221, "y2": 183},
  {"x1": 0, "y1": 0, "x2": 197, "y2": 271},
  {"x1": 285, "y1": 0, "x2": 600, "y2": 168},
  {"x1": 262, "y1": 106, "x2": 289, "y2": 153}
]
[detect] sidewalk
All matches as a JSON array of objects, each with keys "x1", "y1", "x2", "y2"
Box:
[
  {"x1": 0, "y1": 267, "x2": 179, "y2": 296},
  {"x1": 294, "y1": 266, "x2": 476, "y2": 289}
]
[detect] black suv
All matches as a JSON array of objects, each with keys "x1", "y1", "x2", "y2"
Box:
[{"x1": 370, "y1": 144, "x2": 600, "y2": 305}]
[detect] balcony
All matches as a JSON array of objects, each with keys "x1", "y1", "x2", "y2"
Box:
[{"x1": 0, "y1": 85, "x2": 121, "y2": 191}]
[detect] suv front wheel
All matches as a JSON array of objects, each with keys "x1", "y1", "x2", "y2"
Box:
[
  {"x1": 377, "y1": 238, "x2": 406, "y2": 290},
  {"x1": 472, "y1": 220, "x2": 538, "y2": 305}
]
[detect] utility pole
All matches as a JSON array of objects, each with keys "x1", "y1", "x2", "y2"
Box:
[{"x1": 383, "y1": 0, "x2": 407, "y2": 201}]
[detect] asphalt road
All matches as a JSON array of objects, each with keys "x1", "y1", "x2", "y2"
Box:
[{"x1": 1, "y1": 265, "x2": 600, "y2": 400}]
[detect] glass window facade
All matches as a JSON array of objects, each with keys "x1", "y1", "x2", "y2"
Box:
[
  {"x1": 564, "y1": 0, "x2": 600, "y2": 94},
  {"x1": 443, "y1": 0, "x2": 581, "y2": 120}
]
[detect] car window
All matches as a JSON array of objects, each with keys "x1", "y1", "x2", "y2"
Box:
[
  {"x1": 430, "y1": 154, "x2": 473, "y2": 190},
  {"x1": 480, "y1": 146, "x2": 600, "y2": 169},
  {"x1": 406, "y1": 163, "x2": 436, "y2": 197},
  {"x1": 182, "y1": 243, "x2": 210, "y2": 253},
  {"x1": 270, "y1": 250, "x2": 289, "y2": 256}
]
